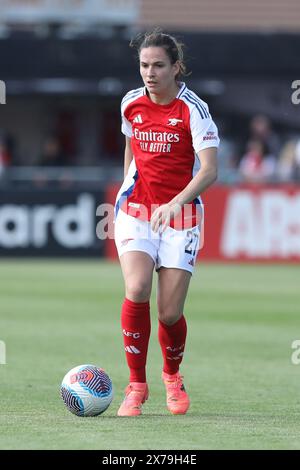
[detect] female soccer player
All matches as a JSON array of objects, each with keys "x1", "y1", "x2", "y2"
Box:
[{"x1": 114, "y1": 30, "x2": 219, "y2": 416}]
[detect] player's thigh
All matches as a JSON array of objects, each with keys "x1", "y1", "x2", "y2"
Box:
[
  {"x1": 114, "y1": 209, "x2": 157, "y2": 301},
  {"x1": 157, "y1": 268, "x2": 191, "y2": 324},
  {"x1": 120, "y1": 251, "x2": 155, "y2": 302}
]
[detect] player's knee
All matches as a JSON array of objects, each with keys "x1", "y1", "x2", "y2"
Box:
[
  {"x1": 126, "y1": 279, "x2": 151, "y2": 303},
  {"x1": 158, "y1": 307, "x2": 181, "y2": 326}
]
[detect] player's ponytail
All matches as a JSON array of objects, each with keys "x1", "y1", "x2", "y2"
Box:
[{"x1": 130, "y1": 28, "x2": 189, "y2": 80}]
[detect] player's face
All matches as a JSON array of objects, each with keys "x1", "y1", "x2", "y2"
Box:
[{"x1": 139, "y1": 47, "x2": 180, "y2": 96}]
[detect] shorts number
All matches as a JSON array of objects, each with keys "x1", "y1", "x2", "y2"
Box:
[{"x1": 184, "y1": 231, "x2": 199, "y2": 256}]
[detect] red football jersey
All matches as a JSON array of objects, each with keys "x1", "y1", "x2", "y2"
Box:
[{"x1": 116, "y1": 82, "x2": 219, "y2": 228}]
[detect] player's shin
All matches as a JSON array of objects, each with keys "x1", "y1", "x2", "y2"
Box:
[
  {"x1": 121, "y1": 298, "x2": 151, "y2": 383},
  {"x1": 158, "y1": 315, "x2": 187, "y2": 375}
]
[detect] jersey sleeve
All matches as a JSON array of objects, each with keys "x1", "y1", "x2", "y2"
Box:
[
  {"x1": 189, "y1": 105, "x2": 220, "y2": 154},
  {"x1": 121, "y1": 108, "x2": 132, "y2": 138},
  {"x1": 120, "y1": 87, "x2": 145, "y2": 138},
  {"x1": 120, "y1": 94, "x2": 133, "y2": 138}
]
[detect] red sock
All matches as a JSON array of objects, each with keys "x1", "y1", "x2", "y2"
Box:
[
  {"x1": 158, "y1": 315, "x2": 187, "y2": 375},
  {"x1": 121, "y1": 298, "x2": 151, "y2": 383}
]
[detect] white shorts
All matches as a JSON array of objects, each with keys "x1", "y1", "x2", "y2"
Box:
[{"x1": 114, "y1": 209, "x2": 201, "y2": 274}]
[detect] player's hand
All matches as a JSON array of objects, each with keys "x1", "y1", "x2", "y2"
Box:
[{"x1": 150, "y1": 202, "x2": 182, "y2": 233}]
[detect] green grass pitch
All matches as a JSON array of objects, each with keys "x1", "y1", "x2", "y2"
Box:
[{"x1": 0, "y1": 260, "x2": 300, "y2": 450}]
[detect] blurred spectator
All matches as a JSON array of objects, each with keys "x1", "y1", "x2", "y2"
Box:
[
  {"x1": 215, "y1": 117, "x2": 240, "y2": 183},
  {"x1": 101, "y1": 109, "x2": 123, "y2": 164},
  {"x1": 0, "y1": 135, "x2": 12, "y2": 177},
  {"x1": 239, "y1": 138, "x2": 277, "y2": 183},
  {"x1": 39, "y1": 134, "x2": 66, "y2": 166},
  {"x1": 55, "y1": 110, "x2": 78, "y2": 165},
  {"x1": 249, "y1": 114, "x2": 281, "y2": 159},
  {"x1": 35, "y1": 134, "x2": 76, "y2": 188},
  {"x1": 277, "y1": 137, "x2": 300, "y2": 181}
]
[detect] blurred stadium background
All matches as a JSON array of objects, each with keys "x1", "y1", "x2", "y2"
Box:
[
  {"x1": 0, "y1": 0, "x2": 300, "y2": 450},
  {"x1": 0, "y1": 0, "x2": 299, "y2": 259}
]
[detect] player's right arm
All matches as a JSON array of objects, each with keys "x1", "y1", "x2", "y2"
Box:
[
  {"x1": 121, "y1": 88, "x2": 144, "y2": 178},
  {"x1": 124, "y1": 136, "x2": 133, "y2": 178}
]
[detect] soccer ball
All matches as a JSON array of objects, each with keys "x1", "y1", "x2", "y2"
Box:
[{"x1": 60, "y1": 364, "x2": 113, "y2": 417}]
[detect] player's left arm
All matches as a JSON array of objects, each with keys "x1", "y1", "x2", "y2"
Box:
[
  {"x1": 151, "y1": 147, "x2": 218, "y2": 232},
  {"x1": 171, "y1": 147, "x2": 218, "y2": 206}
]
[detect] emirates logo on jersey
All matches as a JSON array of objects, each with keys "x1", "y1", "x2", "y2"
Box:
[
  {"x1": 134, "y1": 128, "x2": 180, "y2": 153},
  {"x1": 134, "y1": 128, "x2": 180, "y2": 143}
]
